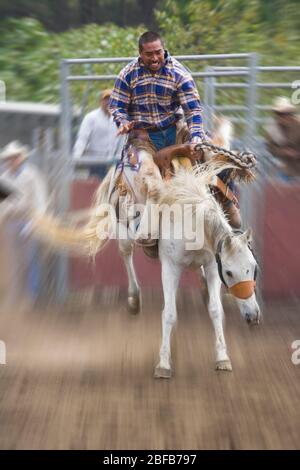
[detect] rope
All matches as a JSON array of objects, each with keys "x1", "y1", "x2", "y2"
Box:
[{"x1": 194, "y1": 142, "x2": 257, "y2": 170}]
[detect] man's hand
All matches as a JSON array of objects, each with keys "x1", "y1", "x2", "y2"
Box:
[
  {"x1": 185, "y1": 143, "x2": 205, "y2": 162},
  {"x1": 117, "y1": 121, "x2": 135, "y2": 136},
  {"x1": 190, "y1": 136, "x2": 203, "y2": 144}
]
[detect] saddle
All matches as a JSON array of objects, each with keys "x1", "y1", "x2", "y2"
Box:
[
  {"x1": 153, "y1": 143, "x2": 238, "y2": 207},
  {"x1": 114, "y1": 135, "x2": 239, "y2": 209}
]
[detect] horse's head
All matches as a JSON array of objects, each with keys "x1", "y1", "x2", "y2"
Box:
[{"x1": 215, "y1": 228, "x2": 261, "y2": 325}]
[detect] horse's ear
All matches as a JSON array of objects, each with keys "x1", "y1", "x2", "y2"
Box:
[
  {"x1": 223, "y1": 235, "x2": 232, "y2": 250},
  {"x1": 242, "y1": 228, "x2": 252, "y2": 244}
]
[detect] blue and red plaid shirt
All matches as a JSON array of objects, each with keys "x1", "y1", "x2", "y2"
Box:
[{"x1": 109, "y1": 52, "x2": 206, "y2": 140}]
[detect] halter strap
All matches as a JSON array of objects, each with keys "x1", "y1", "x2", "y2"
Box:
[
  {"x1": 215, "y1": 239, "x2": 228, "y2": 287},
  {"x1": 215, "y1": 234, "x2": 258, "y2": 298}
]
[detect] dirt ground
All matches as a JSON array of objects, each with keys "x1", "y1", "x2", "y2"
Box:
[
  {"x1": 0, "y1": 230, "x2": 300, "y2": 450},
  {"x1": 1, "y1": 293, "x2": 300, "y2": 450}
]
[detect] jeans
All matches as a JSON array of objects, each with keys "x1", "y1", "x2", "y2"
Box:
[
  {"x1": 5, "y1": 221, "x2": 42, "y2": 303},
  {"x1": 148, "y1": 125, "x2": 177, "y2": 151}
]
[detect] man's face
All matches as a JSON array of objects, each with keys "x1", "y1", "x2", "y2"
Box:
[
  {"x1": 139, "y1": 40, "x2": 165, "y2": 72},
  {"x1": 100, "y1": 96, "x2": 111, "y2": 116}
]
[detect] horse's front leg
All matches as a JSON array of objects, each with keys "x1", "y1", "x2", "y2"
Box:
[
  {"x1": 203, "y1": 261, "x2": 232, "y2": 371},
  {"x1": 154, "y1": 254, "x2": 182, "y2": 378},
  {"x1": 119, "y1": 238, "x2": 141, "y2": 314},
  {"x1": 135, "y1": 164, "x2": 162, "y2": 245}
]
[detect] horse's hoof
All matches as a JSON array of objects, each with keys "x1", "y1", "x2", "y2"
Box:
[
  {"x1": 143, "y1": 244, "x2": 159, "y2": 259},
  {"x1": 127, "y1": 296, "x2": 140, "y2": 315},
  {"x1": 135, "y1": 236, "x2": 157, "y2": 247},
  {"x1": 215, "y1": 360, "x2": 232, "y2": 372},
  {"x1": 154, "y1": 366, "x2": 172, "y2": 379}
]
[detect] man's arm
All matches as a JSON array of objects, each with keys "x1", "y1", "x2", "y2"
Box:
[
  {"x1": 176, "y1": 72, "x2": 206, "y2": 143},
  {"x1": 0, "y1": 177, "x2": 18, "y2": 202},
  {"x1": 267, "y1": 140, "x2": 300, "y2": 162},
  {"x1": 0, "y1": 185, "x2": 30, "y2": 221},
  {"x1": 72, "y1": 114, "x2": 92, "y2": 159},
  {"x1": 108, "y1": 73, "x2": 133, "y2": 134}
]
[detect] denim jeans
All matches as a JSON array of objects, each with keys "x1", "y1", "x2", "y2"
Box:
[{"x1": 148, "y1": 125, "x2": 177, "y2": 151}]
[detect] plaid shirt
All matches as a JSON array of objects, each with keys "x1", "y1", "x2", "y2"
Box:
[{"x1": 109, "y1": 52, "x2": 205, "y2": 140}]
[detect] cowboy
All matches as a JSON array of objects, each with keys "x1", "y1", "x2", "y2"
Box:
[
  {"x1": 265, "y1": 97, "x2": 300, "y2": 177},
  {"x1": 109, "y1": 31, "x2": 206, "y2": 149},
  {"x1": 0, "y1": 141, "x2": 47, "y2": 304},
  {"x1": 109, "y1": 32, "x2": 242, "y2": 251},
  {"x1": 73, "y1": 89, "x2": 123, "y2": 180},
  {"x1": 108, "y1": 31, "x2": 207, "y2": 252}
]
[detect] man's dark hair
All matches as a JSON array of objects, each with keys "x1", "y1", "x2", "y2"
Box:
[{"x1": 138, "y1": 31, "x2": 164, "y2": 52}]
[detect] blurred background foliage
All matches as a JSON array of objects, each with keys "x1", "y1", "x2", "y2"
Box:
[{"x1": 0, "y1": 0, "x2": 299, "y2": 103}]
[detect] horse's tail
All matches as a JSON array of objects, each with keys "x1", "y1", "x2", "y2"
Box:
[{"x1": 30, "y1": 166, "x2": 116, "y2": 257}]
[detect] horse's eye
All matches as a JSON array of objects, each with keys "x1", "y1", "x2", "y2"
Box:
[{"x1": 226, "y1": 270, "x2": 233, "y2": 278}]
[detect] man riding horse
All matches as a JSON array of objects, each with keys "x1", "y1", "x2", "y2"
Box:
[{"x1": 108, "y1": 31, "x2": 241, "y2": 246}]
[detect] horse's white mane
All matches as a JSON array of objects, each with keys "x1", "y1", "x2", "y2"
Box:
[
  {"x1": 159, "y1": 162, "x2": 235, "y2": 241},
  {"x1": 159, "y1": 161, "x2": 233, "y2": 207}
]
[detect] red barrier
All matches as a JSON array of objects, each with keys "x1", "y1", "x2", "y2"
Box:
[
  {"x1": 70, "y1": 178, "x2": 300, "y2": 298},
  {"x1": 262, "y1": 181, "x2": 300, "y2": 299}
]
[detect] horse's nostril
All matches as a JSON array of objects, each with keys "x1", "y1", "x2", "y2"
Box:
[{"x1": 245, "y1": 314, "x2": 251, "y2": 323}]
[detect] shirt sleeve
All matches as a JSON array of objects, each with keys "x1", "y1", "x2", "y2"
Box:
[
  {"x1": 0, "y1": 168, "x2": 48, "y2": 221},
  {"x1": 108, "y1": 72, "x2": 131, "y2": 127},
  {"x1": 72, "y1": 114, "x2": 93, "y2": 158},
  {"x1": 0, "y1": 186, "x2": 30, "y2": 220},
  {"x1": 176, "y1": 72, "x2": 206, "y2": 141}
]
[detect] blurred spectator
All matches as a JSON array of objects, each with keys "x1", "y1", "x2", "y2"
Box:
[
  {"x1": 265, "y1": 97, "x2": 300, "y2": 178},
  {"x1": 73, "y1": 89, "x2": 123, "y2": 179},
  {"x1": 0, "y1": 141, "x2": 47, "y2": 305}
]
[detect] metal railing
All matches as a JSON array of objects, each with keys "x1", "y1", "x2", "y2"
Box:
[{"x1": 205, "y1": 65, "x2": 300, "y2": 128}]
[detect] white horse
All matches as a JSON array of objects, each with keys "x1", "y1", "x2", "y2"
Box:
[
  {"x1": 29, "y1": 119, "x2": 261, "y2": 377},
  {"x1": 30, "y1": 120, "x2": 235, "y2": 315},
  {"x1": 154, "y1": 166, "x2": 260, "y2": 378}
]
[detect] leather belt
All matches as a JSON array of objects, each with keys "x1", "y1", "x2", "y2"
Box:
[{"x1": 146, "y1": 123, "x2": 176, "y2": 132}]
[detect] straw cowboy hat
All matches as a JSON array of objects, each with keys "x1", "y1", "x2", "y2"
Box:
[
  {"x1": 0, "y1": 140, "x2": 29, "y2": 161},
  {"x1": 272, "y1": 96, "x2": 297, "y2": 114},
  {"x1": 100, "y1": 88, "x2": 112, "y2": 100}
]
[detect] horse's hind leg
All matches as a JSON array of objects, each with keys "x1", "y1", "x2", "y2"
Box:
[
  {"x1": 154, "y1": 255, "x2": 181, "y2": 378},
  {"x1": 119, "y1": 239, "x2": 141, "y2": 314},
  {"x1": 204, "y1": 261, "x2": 232, "y2": 372}
]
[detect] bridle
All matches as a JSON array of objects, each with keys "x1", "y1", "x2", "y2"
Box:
[{"x1": 215, "y1": 234, "x2": 258, "y2": 300}]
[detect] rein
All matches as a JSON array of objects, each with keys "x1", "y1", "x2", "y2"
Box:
[{"x1": 194, "y1": 142, "x2": 257, "y2": 170}]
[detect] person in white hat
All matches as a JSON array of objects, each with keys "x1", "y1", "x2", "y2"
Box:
[
  {"x1": 0, "y1": 141, "x2": 47, "y2": 219},
  {"x1": 0, "y1": 140, "x2": 48, "y2": 305},
  {"x1": 72, "y1": 89, "x2": 123, "y2": 180},
  {"x1": 265, "y1": 97, "x2": 300, "y2": 177}
]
